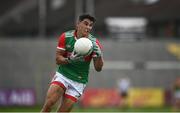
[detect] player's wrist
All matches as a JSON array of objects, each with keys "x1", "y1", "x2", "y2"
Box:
[
  {"x1": 94, "y1": 49, "x2": 102, "y2": 57},
  {"x1": 65, "y1": 57, "x2": 72, "y2": 63},
  {"x1": 93, "y1": 53, "x2": 102, "y2": 58},
  {"x1": 93, "y1": 51, "x2": 102, "y2": 57}
]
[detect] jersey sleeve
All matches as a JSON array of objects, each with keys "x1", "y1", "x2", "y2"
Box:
[
  {"x1": 92, "y1": 38, "x2": 103, "y2": 57},
  {"x1": 57, "y1": 33, "x2": 66, "y2": 50}
]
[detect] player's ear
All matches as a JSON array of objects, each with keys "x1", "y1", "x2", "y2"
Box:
[
  {"x1": 77, "y1": 21, "x2": 81, "y2": 25},
  {"x1": 76, "y1": 21, "x2": 80, "y2": 28}
]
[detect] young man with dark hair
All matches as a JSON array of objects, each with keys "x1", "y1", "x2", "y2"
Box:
[{"x1": 41, "y1": 14, "x2": 104, "y2": 112}]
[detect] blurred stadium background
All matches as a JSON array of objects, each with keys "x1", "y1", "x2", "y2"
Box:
[{"x1": 0, "y1": 0, "x2": 180, "y2": 112}]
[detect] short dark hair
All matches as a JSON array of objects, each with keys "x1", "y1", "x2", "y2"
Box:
[{"x1": 78, "y1": 14, "x2": 96, "y2": 23}]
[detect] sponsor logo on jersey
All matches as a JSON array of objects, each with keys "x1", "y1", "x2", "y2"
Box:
[{"x1": 78, "y1": 76, "x2": 82, "y2": 79}]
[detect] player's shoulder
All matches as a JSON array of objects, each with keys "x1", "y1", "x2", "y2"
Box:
[
  {"x1": 88, "y1": 34, "x2": 100, "y2": 42},
  {"x1": 64, "y1": 30, "x2": 75, "y2": 37},
  {"x1": 57, "y1": 30, "x2": 75, "y2": 41}
]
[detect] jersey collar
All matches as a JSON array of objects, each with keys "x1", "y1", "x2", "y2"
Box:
[{"x1": 74, "y1": 30, "x2": 78, "y2": 40}]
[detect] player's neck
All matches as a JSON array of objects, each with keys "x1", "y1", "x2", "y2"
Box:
[
  {"x1": 75, "y1": 30, "x2": 81, "y2": 39},
  {"x1": 76, "y1": 30, "x2": 88, "y2": 39}
]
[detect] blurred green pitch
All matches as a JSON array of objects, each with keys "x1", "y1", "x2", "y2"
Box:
[{"x1": 0, "y1": 106, "x2": 174, "y2": 112}]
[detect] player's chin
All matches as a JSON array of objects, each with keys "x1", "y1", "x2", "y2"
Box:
[{"x1": 82, "y1": 32, "x2": 89, "y2": 37}]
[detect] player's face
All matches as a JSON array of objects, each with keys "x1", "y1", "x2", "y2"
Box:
[{"x1": 76, "y1": 19, "x2": 94, "y2": 37}]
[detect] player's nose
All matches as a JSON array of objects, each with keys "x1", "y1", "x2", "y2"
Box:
[{"x1": 86, "y1": 26, "x2": 92, "y2": 31}]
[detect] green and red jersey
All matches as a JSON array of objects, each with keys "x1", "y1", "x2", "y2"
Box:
[{"x1": 56, "y1": 30, "x2": 102, "y2": 84}]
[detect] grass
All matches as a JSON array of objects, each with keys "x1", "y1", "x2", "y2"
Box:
[{"x1": 0, "y1": 106, "x2": 174, "y2": 112}]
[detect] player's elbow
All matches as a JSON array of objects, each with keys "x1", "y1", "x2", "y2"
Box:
[
  {"x1": 95, "y1": 63, "x2": 103, "y2": 72},
  {"x1": 94, "y1": 58, "x2": 104, "y2": 72},
  {"x1": 56, "y1": 57, "x2": 64, "y2": 65},
  {"x1": 95, "y1": 67, "x2": 102, "y2": 72},
  {"x1": 56, "y1": 58, "x2": 61, "y2": 65}
]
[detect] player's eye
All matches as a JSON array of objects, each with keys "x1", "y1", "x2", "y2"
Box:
[
  {"x1": 83, "y1": 21, "x2": 89, "y2": 26},
  {"x1": 89, "y1": 23, "x2": 93, "y2": 27}
]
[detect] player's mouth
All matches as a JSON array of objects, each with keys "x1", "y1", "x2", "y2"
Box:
[
  {"x1": 84, "y1": 29, "x2": 89, "y2": 35},
  {"x1": 86, "y1": 29, "x2": 90, "y2": 33}
]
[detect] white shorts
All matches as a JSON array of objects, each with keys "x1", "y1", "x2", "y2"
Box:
[{"x1": 51, "y1": 72, "x2": 86, "y2": 102}]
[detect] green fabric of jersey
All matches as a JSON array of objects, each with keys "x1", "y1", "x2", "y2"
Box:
[{"x1": 57, "y1": 30, "x2": 96, "y2": 84}]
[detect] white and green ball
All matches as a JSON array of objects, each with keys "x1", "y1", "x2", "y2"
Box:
[{"x1": 74, "y1": 37, "x2": 93, "y2": 55}]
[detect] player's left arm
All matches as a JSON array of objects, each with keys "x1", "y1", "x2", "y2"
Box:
[
  {"x1": 93, "y1": 57, "x2": 104, "y2": 72},
  {"x1": 92, "y1": 39, "x2": 104, "y2": 72}
]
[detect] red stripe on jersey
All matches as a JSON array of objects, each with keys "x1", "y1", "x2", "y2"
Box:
[
  {"x1": 74, "y1": 30, "x2": 78, "y2": 39},
  {"x1": 64, "y1": 94, "x2": 78, "y2": 102},
  {"x1": 51, "y1": 81, "x2": 66, "y2": 91},
  {"x1": 96, "y1": 39, "x2": 103, "y2": 49},
  {"x1": 84, "y1": 55, "x2": 92, "y2": 61},
  {"x1": 57, "y1": 33, "x2": 66, "y2": 49}
]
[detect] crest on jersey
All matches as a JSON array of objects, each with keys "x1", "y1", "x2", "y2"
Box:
[{"x1": 66, "y1": 45, "x2": 71, "y2": 48}]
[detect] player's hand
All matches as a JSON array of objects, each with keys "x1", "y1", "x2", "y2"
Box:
[
  {"x1": 67, "y1": 51, "x2": 84, "y2": 63},
  {"x1": 92, "y1": 41, "x2": 102, "y2": 57}
]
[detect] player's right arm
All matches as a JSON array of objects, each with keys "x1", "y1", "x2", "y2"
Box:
[
  {"x1": 56, "y1": 49, "x2": 69, "y2": 65},
  {"x1": 56, "y1": 33, "x2": 69, "y2": 65}
]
